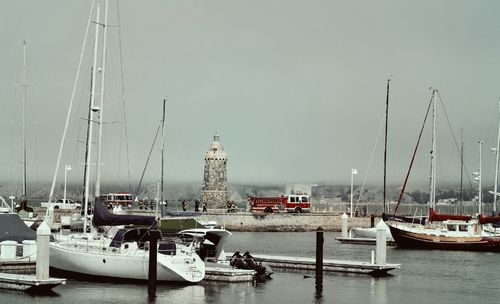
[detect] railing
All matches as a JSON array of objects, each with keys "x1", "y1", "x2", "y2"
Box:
[{"x1": 311, "y1": 200, "x2": 493, "y2": 216}]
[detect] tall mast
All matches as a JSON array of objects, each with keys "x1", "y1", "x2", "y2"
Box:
[
  {"x1": 383, "y1": 78, "x2": 390, "y2": 214},
  {"x1": 493, "y1": 100, "x2": 500, "y2": 215},
  {"x1": 429, "y1": 89, "x2": 438, "y2": 210},
  {"x1": 160, "y1": 99, "x2": 166, "y2": 211},
  {"x1": 95, "y1": 0, "x2": 109, "y2": 198},
  {"x1": 45, "y1": 0, "x2": 95, "y2": 223},
  {"x1": 82, "y1": 67, "x2": 94, "y2": 205},
  {"x1": 83, "y1": 2, "x2": 101, "y2": 234},
  {"x1": 478, "y1": 140, "x2": 483, "y2": 215},
  {"x1": 459, "y1": 129, "x2": 463, "y2": 214},
  {"x1": 22, "y1": 40, "x2": 27, "y2": 199}
]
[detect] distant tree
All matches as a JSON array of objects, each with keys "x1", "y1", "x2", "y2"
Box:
[{"x1": 409, "y1": 190, "x2": 427, "y2": 204}]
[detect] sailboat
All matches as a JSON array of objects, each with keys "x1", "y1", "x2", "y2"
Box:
[
  {"x1": 47, "y1": 0, "x2": 205, "y2": 282},
  {"x1": 9, "y1": 41, "x2": 38, "y2": 228},
  {"x1": 351, "y1": 79, "x2": 393, "y2": 240},
  {"x1": 386, "y1": 90, "x2": 500, "y2": 252}
]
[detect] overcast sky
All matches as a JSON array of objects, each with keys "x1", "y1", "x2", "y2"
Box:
[{"x1": 2, "y1": 0, "x2": 500, "y2": 195}]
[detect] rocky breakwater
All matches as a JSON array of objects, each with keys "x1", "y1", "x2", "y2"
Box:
[{"x1": 199, "y1": 212, "x2": 371, "y2": 232}]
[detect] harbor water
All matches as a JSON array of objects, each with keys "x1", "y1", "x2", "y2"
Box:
[{"x1": 3, "y1": 231, "x2": 499, "y2": 304}]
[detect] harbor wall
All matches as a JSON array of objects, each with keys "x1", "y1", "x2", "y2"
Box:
[
  {"x1": 194, "y1": 213, "x2": 371, "y2": 232},
  {"x1": 33, "y1": 207, "x2": 371, "y2": 232}
]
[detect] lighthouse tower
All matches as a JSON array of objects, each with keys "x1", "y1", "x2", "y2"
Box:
[{"x1": 201, "y1": 133, "x2": 228, "y2": 208}]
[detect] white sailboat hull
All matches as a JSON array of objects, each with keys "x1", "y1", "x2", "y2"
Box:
[
  {"x1": 351, "y1": 220, "x2": 393, "y2": 240},
  {"x1": 49, "y1": 241, "x2": 205, "y2": 283}
]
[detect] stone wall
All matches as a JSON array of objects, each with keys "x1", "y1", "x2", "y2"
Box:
[
  {"x1": 201, "y1": 191, "x2": 228, "y2": 209},
  {"x1": 195, "y1": 213, "x2": 371, "y2": 232}
]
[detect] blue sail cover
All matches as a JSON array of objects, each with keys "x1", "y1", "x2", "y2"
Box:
[
  {"x1": 0, "y1": 214, "x2": 36, "y2": 242},
  {"x1": 92, "y1": 198, "x2": 156, "y2": 227}
]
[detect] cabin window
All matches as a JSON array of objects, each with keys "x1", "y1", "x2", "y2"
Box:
[
  {"x1": 459, "y1": 225, "x2": 468, "y2": 232},
  {"x1": 302, "y1": 197, "x2": 309, "y2": 202},
  {"x1": 446, "y1": 225, "x2": 456, "y2": 231}
]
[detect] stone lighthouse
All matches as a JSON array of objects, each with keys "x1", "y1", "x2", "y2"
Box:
[{"x1": 201, "y1": 133, "x2": 228, "y2": 208}]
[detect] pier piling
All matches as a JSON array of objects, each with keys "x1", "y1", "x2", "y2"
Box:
[
  {"x1": 375, "y1": 221, "x2": 386, "y2": 265},
  {"x1": 315, "y1": 226, "x2": 324, "y2": 291},
  {"x1": 36, "y1": 221, "x2": 50, "y2": 280},
  {"x1": 148, "y1": 229, "x2": 161, "y2": 299},
  {"x1": 341, "y1": 213, "x2": 348, "y2": 238}
]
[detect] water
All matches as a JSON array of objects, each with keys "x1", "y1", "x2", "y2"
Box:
[{"x1": 4, "y1": 232, "x2": 500, "y2": 304}]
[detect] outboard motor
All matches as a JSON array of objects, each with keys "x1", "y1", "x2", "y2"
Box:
[
  {"x1": 243, "y1": 251, "x2": 272, "y2": 280},
  {"x1": 230, "y1": 251, "x2": 250, "y2": 269}
]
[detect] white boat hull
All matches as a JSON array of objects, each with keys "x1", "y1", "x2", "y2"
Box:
[
  {"x1": 49, "y1": 241, "x2": 205, "y2": 283},
  {"x1": 351, "y1": 220, "x2": 393, "y2": 240}
]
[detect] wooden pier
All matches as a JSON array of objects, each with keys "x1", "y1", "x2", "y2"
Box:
[{"x1": 236, "y1": 253, "x2": 400, "y2": 276}]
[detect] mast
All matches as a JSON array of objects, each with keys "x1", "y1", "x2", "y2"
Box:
[
  {"x1": 429, "y1": 89, "x2": 438, "y2": 210},
  {"x1": 478, "y1": 140, "x2": 483, "y2": 215},
  {"x1": 459, "y1": 129, "x2": 463, "y2": 214},
  {"x1": 83, "y1": 2, "x2": 101, "y2": 234},
  {"x1": 45, "y1": 0, "x2": 95, "y2": 222},
  {"x1": 95, "y1": 0, "x2": 109, "y2": 198},
  {"x1": 82, "y1": 67, "x2": 93, "y2": 205},
  {"x1": 383, "y1": 78, "x2": 390, "y2": 214},
  {"x1": 493, "y1": 100, "x2": 500, "y2": 215},
  {"x1": 159, "y1": 99, "x2": 166, "y2": 215},
  {"x1": 22, "y1": 40, "x2": 27, "y2": 199}
]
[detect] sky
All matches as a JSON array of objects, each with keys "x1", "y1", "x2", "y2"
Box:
[{"x1": 1, "y1": 0, "x2": 500, "y2": 196}]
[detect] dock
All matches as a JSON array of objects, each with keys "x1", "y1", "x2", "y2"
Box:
[
  {"x1": 204, "y1": 263, "x2": 255, "y2": 282},
  {"x1": 234, "y1": 253, "x2": 400, "y2": 276},
  {"x1": 0, "y1": 272, "x2": 66, "y2": 292},
  {"x1": 335, "y1": 237, "x2": 397, "y2": 246},
  {"x1": 0, "y1": 221, "x2": 66, "y2": 293}
]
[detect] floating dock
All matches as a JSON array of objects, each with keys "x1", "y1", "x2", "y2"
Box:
[
  {"x1": 335, "y1": 237, "x2": 397, "y2": 246},
  {"x1": 204, "y1": 263, "x2": 255, "y2": 282},
  {"x1": 233, "y1": 253, "x2": 400, "y2": 276},
  {"x1": 0, "y1": 272, "x2": 66, "y2": 292}
]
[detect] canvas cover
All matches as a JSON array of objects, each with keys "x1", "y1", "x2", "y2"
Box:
[
  {"x1": 92, "y1": 198, "x2": 156, "y2": 227},
  {"x1": 0, "y1": 213, "x2": 36, "y2": 243}
]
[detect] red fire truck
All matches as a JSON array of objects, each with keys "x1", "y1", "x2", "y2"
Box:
[
  {"x1": 248, "y1": 194, "x2": 311, "y2": 213},
  {"x1": 99, "y1": 192, "x2": 134, "y2": 208}
]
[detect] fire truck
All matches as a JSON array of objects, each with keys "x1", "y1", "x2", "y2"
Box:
[
  {"x1": 99, "y1": 192, "x2": 134, "y2": 208},
  {"x1": 248, "y1": 194, "x2": 311, "y2": 213}
]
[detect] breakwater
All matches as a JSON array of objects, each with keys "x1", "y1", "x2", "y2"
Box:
[
  {"x1": 182, "y1": 212, "x2": 370, "y2": 232},
  {"x1": 33, "y1": 207, "x2": 371, "y2": 232}
]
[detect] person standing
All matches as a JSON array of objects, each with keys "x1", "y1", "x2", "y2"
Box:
[
  {"x1": 182, "y1": 199, "x2": 188, "y2": 211},
  {"x1": 194, "y1": 200, "x2": 200, "y2": 212}
]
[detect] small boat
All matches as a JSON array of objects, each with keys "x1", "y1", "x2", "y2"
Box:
[
  {"x1": 386, "y1": 89, "x2": 500, "y2": 252},
  {"x1": 177, "y1": 228, "x2": 232, "y2": 263},
  {"x1": 350, "y1": 79, "x2": 393, "y2": 240},
  {"x1": 388, "y1": 218, "x2": 500, "y2": 252},
  {"x1": 351, "y1": 220, "x2": 393, "y2": 240}
]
